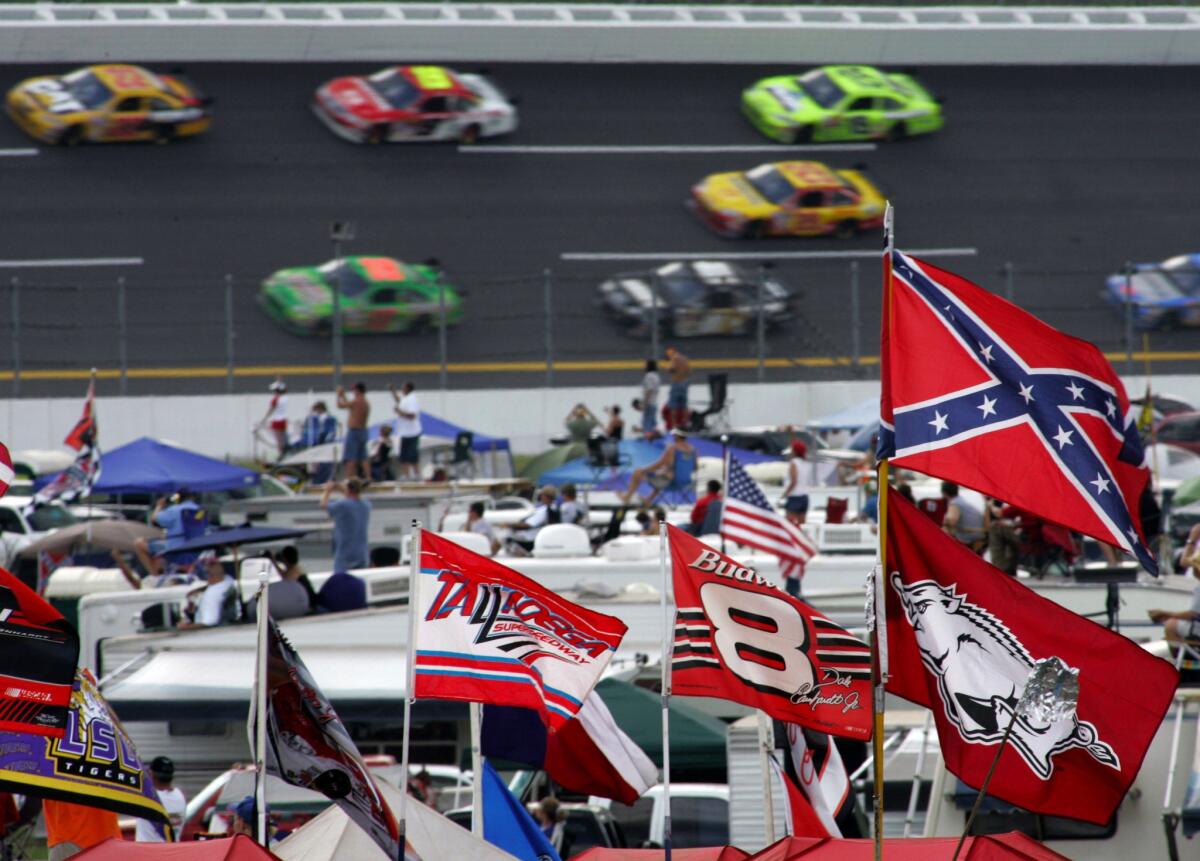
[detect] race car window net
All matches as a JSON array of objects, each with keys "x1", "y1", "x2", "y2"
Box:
[
  {"x1": 799, "y1": 72, "x2": 843, "y2": 109},
  {"x1": 63, "y1": 71, "x2": 112, "y2": 110},
  {"x1": 368, "y1": 70, "x2": 419, "y2": 109},
  {"x1": 745, "y1": 166, "x2": 793, "y2": 205}
]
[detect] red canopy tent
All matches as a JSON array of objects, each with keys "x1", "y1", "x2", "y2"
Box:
[
  {"x1": 748, "y1": 833, "x2": 1070, "y2": 860},
  {"x1": 73, "y1": 835, "x2": 282, "y2": 860},
  {"x1": 571, "y1": 848, "x2": 749, "y2": 861}
]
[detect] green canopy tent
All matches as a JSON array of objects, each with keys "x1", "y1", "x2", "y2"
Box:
[
  {"x1": 518, "y1": 443, "x2": 587, "y2": 482},
  {"x1": 595, "y1": 678, "x2": 729, "y2": 783}
]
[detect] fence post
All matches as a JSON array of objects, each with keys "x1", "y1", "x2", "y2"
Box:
[
  {"x1": 756, "y1": 263, "x2": 767, "y2": 382},
  {"x1": 1003, "y1": 261, "x2": 1014, "y2": 303},
  {"x1": 1124, "y1": 262, "x2": 1134, "y2": 376},
  {"x1": 438, "y1": 279, "x2": 448, "y2": 393},
  {"x1": 9, "y1": 278, "x2": 19, "y2": 398},
  {"x1": 117, "y1": 276, "x2": 128, "y2": 396},
  {"x1": 850, "y1": 260, "x2": 861, "y2": 371},
  {"x1": 224, "y1": 274, "x2": 235, "y2": 394},
  {"x1": 543, "y1": 268, "x2": 554, "y2": 388}
]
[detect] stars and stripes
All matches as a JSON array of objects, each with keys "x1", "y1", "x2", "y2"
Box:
[
  {"x1": 878, "y1": 251, "x2": 1156, "y2": 574},
  {"x1": 721, "y1": 453, "x2": 817, "y2": 567}
]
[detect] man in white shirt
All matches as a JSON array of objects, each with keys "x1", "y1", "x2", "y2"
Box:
[
  {"x1": 179, "y1": 553, "x2": 238, "y2": 629},
  {"x1": 508, "y1": 486, "x2": 560, "y2": 554},
  {"x1": 135, "y1": 756, "x2": 187, "y2": 842},
  {"x1": 640, "y1": 360, "x2": 661, "y2": 438},
  {"x1": 390, "y1": 381, "x2": 423, "y2": 481}
]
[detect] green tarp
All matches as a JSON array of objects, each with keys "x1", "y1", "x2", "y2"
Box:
[{"x1": 596, "y1": 679, "x2": 729, "y2": 781}]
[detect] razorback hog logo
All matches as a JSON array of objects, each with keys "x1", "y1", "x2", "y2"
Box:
[{"x1": 890, "y1": 574, "x2": 1119, "y2": 780}]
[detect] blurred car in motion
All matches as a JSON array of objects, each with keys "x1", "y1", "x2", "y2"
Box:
[
  {"x1": 258, "y1": 255, "x2": 462, "y2": 336},
  {"x1": 596, "y1": 260, "x2": 794, "y2": 337},
  {"x1": 5, "y1": 64, "x2": 210, "y2": 145},
  {"x1": 690, "y1": 160, "x2": 885, "y2": 239},
  {"x1": 742, "y1": 64, "x2": 943, "y2": 144},
  {"x1": 312, "y1": 64, "x2": 517, "y2": 144},
  {"x1": 1103, "y1": 254, "x2": 1200, "y2": 330}
]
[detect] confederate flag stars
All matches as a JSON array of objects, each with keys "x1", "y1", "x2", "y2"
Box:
[{"x1": 880, "y1": 251, "x2": 1156, "y2": 574}]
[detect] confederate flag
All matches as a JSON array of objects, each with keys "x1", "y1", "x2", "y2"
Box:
[
  {"x1": 885, "y1": 492, "x2": 1177, "y2": 824},
  {"x1": 878, "y1": 250, "x2": 1157, "y2": 573}
]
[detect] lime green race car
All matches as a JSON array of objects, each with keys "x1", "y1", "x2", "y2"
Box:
[
  {"x1": 258, "y1": 256, "x2": 462, "y2": 336},
  {"x1": 742, "y1": 65, "x2": 943, "y2": 144}
]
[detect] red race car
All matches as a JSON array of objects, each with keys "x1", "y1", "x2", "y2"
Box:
[{"x1": 312, "y1": 65, "x2": 518, "y2": 145}]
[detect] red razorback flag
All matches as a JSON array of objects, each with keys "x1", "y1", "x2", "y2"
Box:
[
  {"x1": 668, "y1": 525, "x2": 871, "y2": 740},
  {"x1": 415, "y1": 531, "x2": 628, "y2": 729},
  {"x1": 885, "y1": 492, "x2": 1178, "y2": 824},
  {"x1": 878, "y1": 251, "x2": 1156, "y2": 574}
]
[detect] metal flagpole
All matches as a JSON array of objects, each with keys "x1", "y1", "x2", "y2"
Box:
[
  {"x1": 872, "y1": 201, "x2": 896, "y2": 861},
  {"x1": 471, "y1": 703, "x2": 484, "y2": 836},
  {"x1": 399, "y1": 520, "x2": 422, "y2": 854},
  {"x1": 253, "y1": 571, "x2": 270, "y2": 847},
  {"x1": 658, "y1": 520, "x2": 673, "y2": 861},
  {"x1": 720, "y1": 436, "x2": 729, "y2": 554},
  {"x1": 756, "y1": 711, "x2": 776, "y2": 843}
]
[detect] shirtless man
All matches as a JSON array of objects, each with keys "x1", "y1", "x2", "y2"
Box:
[
  {"x1": 664, "y1": 347, "x2": 691, "y2": 430},
  {"x1": 337, "y1": 382, "x2": 371, "y2": 480}
]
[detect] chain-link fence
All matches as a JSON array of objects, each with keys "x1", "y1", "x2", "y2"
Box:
[{"x1": 0, "y1": 258, "x2": 1173, "y2": 396}]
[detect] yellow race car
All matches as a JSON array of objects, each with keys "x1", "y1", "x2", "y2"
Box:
[
  {"x1": 6, "y1": 64, "x2": 211, "y2": 145},
  {"x1": 690, "y1": 160, "x2": 886, "y2": 239}
]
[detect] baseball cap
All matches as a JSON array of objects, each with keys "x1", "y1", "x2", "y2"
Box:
[
  {"x1": 234, "y1": 795, "x2": 256, "y2": 825},
  {"x1": 150, "y1": 756, "x2": 174, "y2": 780},
  {"x1": 269, "y1": 380, "x2": 287, "y2": 392},
  {"x1": 791, "y1": 440, "x2": 807, "y2": 457}
]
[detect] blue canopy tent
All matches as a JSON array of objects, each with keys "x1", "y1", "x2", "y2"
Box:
[
  {"x1": 77, "y1": 437, "x2": 260, "y2": 494},
  {"x1": 537, "y1": 437, "x2": 779, "y2": 502},
  {"x1": 806, "y1": 396, "x2": 879, "y2": 432}
]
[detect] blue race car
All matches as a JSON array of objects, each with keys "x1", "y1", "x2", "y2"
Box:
[{"x1": 1104, "y1": 254, "x2": 1200, "y2": 330}]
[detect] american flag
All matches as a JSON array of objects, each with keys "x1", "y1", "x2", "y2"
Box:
[{"x1": 721, "y1": 454, "x2": 817, "y2": 578}]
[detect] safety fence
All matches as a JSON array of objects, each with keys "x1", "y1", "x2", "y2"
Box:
[{"x1": 0, "y1": 259, "x2": 1179, "y2": 396}]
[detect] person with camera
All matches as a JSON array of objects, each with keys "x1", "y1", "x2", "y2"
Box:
[
  {"x1": 320, "y1": 479, "x2": 371, "y2": 573},
  {"x1": 132, "y1": 490, "x2": 204, "y2": 579}
]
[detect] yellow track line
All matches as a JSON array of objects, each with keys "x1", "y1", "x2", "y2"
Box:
[{"x1": 1, "y1": 350, "x2": 1193, "y2": 382}]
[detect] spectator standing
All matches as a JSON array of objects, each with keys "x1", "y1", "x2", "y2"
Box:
[
  {"x1": 371, "y1": 424, "x2": 396, "y2": 482},
  {"x1": 135, "y1": 756, "x2": 187, "y2": 842},
  {"x1": 941, "y1": 481, "x2": 986, "y2": 553},
  {"x1": 532, "y1": 797, "x2": 569, "y2": 856},
  {"x1": 564, "y1": 404, "x2": 600, "y2": 444},
  {"x1": 391, "y1": 382, "x2": 423, "y2": 481},
  {"x1": 259, "y1": 378, "x2": 289, "y2": 463},
  {"x1": 640, "y1": 360, "x2": 661, "y2": 438},
  {"x1": 43, "y1": 800, "x2": 120, "y2": 861},
  {"x1": 559, "y1": 483, "x2": 588, "y2": 526},
  {"x1": 303, "y1": 400, "x2": 339, "y2": 484},
  {"x1": 321, "y1": 479, "x2": 372, "y2": 572},
  {"x1": 178, "y1": 553, "x2": 239, "y2": 629},
  {"x1": 689, "y1": 480, "x2": 722, "y2": 535},
  {"x1": 664, "y1": 347, "x2": 691, "y2": 430},
  {"x1": 604, "y1": 405, "x2": 624, "y2": 440},
  {"x1": 466, "y1": 502, "x2": 501, "y2": 555},
  {"x1": 337, "y1": 382, "x2": 371, "y2": 480},
  {"x1": 782, "y1": 440, "x2": 819, "y2": 526}
]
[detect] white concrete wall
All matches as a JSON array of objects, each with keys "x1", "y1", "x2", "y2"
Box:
[
  {"x1": 0, "y1": 373, "x2": 1185, "y2": 461},
  {"x1": 3, "y1": 5, "x2": 1200, "y2": 65}
]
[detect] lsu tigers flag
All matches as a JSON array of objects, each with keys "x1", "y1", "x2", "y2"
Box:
[
  {"x1": 885, "y1": 492, "x2": 1177, "y2": 824},
  {"x1": 668, "y1": 525, "x2": 871, "y2": 740},
  {"x1": 878, "y1": 251, "x2": 1156, "y2": 574},
  {"x1": 415, "y1": 531, "x2": 627, "y2": 729}
]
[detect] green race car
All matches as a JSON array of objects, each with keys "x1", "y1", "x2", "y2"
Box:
[
  {"x1": 741, "y1": 65, "x2": 943, "y2": 144},
  {"x1": 258, "y1": 255, "x2": 462, "y2": 336}
]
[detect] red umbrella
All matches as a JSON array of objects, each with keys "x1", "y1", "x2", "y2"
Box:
[
  {"x1": 73, "y1": 835, "x2": 283, "y2": 860},
  {"x1": 746, "y1": 833, "x2": 1070, "y2": 860},
  {"x1": 571, "y1": 849, "x2": 749, "y2": 861}
]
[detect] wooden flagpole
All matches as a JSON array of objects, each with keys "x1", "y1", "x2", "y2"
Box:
[
  {"x1": 659, "y1": 520, "x2": 673, "y2": 861},
  {"x1": 872, "y1": 202, "x2": 896, "y2": 861},
  {"x1": 398, "y1": 520, "x2": 422, "y2": 856}
]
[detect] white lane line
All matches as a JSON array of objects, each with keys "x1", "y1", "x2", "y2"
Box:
[
  {"x1": 460, "y1": 143, "x2": 877, "y2": 154},
  {"x1": 562, "y1": 248, "x2": 977, "y2": 262},
  {"x1": 0, "y1": 257, "x2": 144, "y2": 268},
  {"x1": 0, "y1": 149, "x2": 38, "y2": 158}
]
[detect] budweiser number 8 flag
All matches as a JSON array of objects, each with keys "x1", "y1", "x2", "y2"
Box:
[
  {"x1": 415, "y1": 531, "x2": 628, "y2": 729},
  {"x1": 668, "y1": 526, "x2": 871, "y2": 740}
]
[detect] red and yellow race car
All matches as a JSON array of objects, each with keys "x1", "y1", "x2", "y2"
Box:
[
  {"x1": 312, "y1": 65, "x2": 518, "y2": 145},
  {"x1": 5, "y1": 64, "x2": 211, "y2": 145},
  {"x1": 690, "y1": 160, "x2": 886, "y2": 239}
]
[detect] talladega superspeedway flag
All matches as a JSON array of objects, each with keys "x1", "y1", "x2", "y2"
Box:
[
  {"x1": 415, "y1": 530, "x2": 628, "y2": 729},
  {"x1": 668, "y1": 525, "x2": 872, "y2": 740},
  {"x1": 0, "y1": 566, "x2": 79, "y2": 738},
  {"x1": 258, "y1": 617, "x2": 401, "y2": 860},
  {"x1": 0, "y1": 668, "x2": 167, "y2": 824}
]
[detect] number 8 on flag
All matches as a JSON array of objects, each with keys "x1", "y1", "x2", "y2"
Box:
[{"x1": 667, "y1": 525, "x2": 872, "y2": 740}]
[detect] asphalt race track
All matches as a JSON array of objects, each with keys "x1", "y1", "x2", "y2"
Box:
[{"x1": 2, "y1": 62, "x2": 1199, "y2": 396}]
